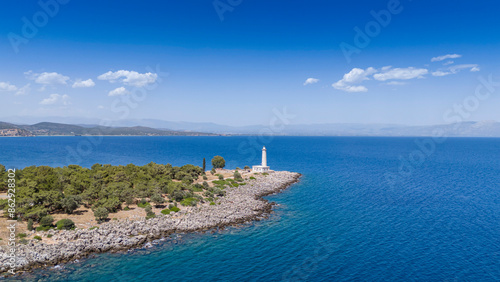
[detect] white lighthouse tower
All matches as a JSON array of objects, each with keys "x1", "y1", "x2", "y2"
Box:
[{"x1": 253, "y1": 146, "x2": 270, "y2": 172}]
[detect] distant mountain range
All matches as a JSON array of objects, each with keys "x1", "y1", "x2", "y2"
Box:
[
  {"x1": 0, "y1": 122, "x2": 217, "y2": 137},
  {"x1": 1, "y1": 118, "x2": 500, "y2": 137}
]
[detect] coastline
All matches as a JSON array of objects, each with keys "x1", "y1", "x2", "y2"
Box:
[{"x1": 0, "y1": 171, "x2": 301, "y2": 276}]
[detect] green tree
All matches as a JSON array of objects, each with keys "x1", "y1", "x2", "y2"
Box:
[
  {"x1": 61, "y1": 195, "x2": 81, "y2": 214},
  {"x1": 211, "y1": 156, "x2": 226, "y2": 169},
  {"x1": 93, "y1": 207, "x2": 109, "y2": 223},
  {"x1": 203, "y1": 158, "x2": 206, "y2": 172},
  {"x1": 150, "y1": 193, "x2": 165, "y2": 207}
]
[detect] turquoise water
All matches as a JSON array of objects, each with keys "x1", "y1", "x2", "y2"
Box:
[{"x1": 2, "y1": 136, "x2": 500, "y2": 281}]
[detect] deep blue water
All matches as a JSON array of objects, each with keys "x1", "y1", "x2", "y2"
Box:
[{"x1": 1, "y1": 136, "x2": 500, "y2": 281}]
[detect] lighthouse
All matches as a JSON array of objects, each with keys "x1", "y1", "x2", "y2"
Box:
[{"x1": 253, "y1": 146, "x2": 270, "y2": 172}]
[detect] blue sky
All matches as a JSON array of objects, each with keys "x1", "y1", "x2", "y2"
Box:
[{"x1": 0, "y1": 0, "x2": 499, "y2": 126}]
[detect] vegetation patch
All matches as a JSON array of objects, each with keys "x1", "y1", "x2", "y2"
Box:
[
  {"x1": 180, "y1": 197, "x2": 198, "y2": 206},
  {"x1": 56, "y1": 219, "x2": 75, "y2": 230}
]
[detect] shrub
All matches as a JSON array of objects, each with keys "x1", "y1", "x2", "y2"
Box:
[
  {"x1": 27, "y1": 219, "x2": 34, "y2": 231},
  {"x1": 236, "y1": 167, "x2": 240, "y2": 170},
  {"x1": 244, "y1": 166, "x2": 250, "y2": 170},
  {"x1": 169, "y1": 206, "x2": 180, "y2": 212},
  {"x1": 161, "y1": 209, "x2": 171, "y2": 215},
  {"x1": 56, "y1": 219, "x2": 75, "y2": 230},
  {"x1": 211, "y1": 168, "x2": 216, "y2": 175},
  {"x1": 40, "y1": 215, "x2": 54, "y2": 227},
  {"x1": 47, "y1": 234, "x2": 53, "y2": 238},
  {"x1": 180, "y1": 197, "x2": 198, "y2": 206},
  {"x1": 218, "y1": 175, "x2": 224, "y2": 180},
  {"x1": 173, "y1": 190, "x2": 186, "y2": 202},
  {"x1": 168, "y1": 203, "x2": 175, "y2": 209},
  {"x1": 124, "y1": 206, "x2": 130, "y2": 211},
  {"x1": 210, "y1": 202, "x2": 216, "y2": 206},
  {"x1": 19, "y1": 239, "x2": 28, "y2": 244},
  {"x1": 233, "y1": 171, "x2": 243, "y2": 182},
  {"x1": 145, "y1": 206, "x2": 155, "y2": 219},
  {"x1": 89, "y1": 226, "x2": 99, "y2": 230},
  {"x1": 192, "y1": 184, "x2": 204, "y2": 192},
  {"x1": 34, "y1": 236, "x2": 42, "y2": 241},
  {"x1": 17, "y1": 233, "x2": 27, "y2": 238},
  {"x1": 36, "y1": 226, "x2": 51, "y2": 231},
  {"x1": 262, "y1": 173, "x2": 269, "y2": 176},
  {"x1": 250, "y1": 176, "x2": 256, "y2": 180},
  {"x1": 203, "y1": 175, "x2": 208, "y2": 180},
  {"x1": 137, "y1": 201, "x2": 151, "y2": 208}
]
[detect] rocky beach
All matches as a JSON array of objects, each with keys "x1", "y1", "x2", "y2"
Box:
[{"x1": 0, "y1": 171, "x2": 300, "y2": 275}]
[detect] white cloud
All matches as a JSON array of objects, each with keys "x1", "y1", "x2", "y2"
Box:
[
  {"x1": 431, "y1": 54, "x2": 462, "y2": 62},
  {"x1": 443, "y1": 60, "x2": 454, "y2": 66},
  {"x1": 15, "y1": 83, "x2": 31, "y2": 96},
  {"x1": 450, "y1": 64, "x2": 480, "y2": 73},
  {"x1": 72, "y1": 79, "x2": 95, "y2": 88},
  {"x1": 98, "y1": 70, "x2": 157, "y2": 87},
  {"x1": 373, "y1": 67, "x2": 428, "y2": 81},
  {"x1": 386, "y1": 81, "x2": 406, "y2": 85},
  {"x1": 332, "y1": 67, "x2": 376, "y2": 92},
  {"x1": 431, "y1": 71, "x2": 451, "y2": 77},
  {"x1": 303, "y1": 78, "x2": 319, "y2": 85},
  {"x1": 31, "y1": 72, "x2": 70, "y2": 85},
  {"x1": 432, "y1": 64, "x2": 480, "y2": 77},
  {"x1": 0, "y1": 82, "x2": 18, "y2": 92},
  {"x1": 39, "y1": 94, "x2": 70, "y2": 105},
  {"x1": 108, "y1": 87, "x2": 129, "y2": 96}
]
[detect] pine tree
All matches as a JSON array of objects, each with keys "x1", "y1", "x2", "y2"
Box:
[{"x1": 203, "y1": 158, "x2": 206, "y2": 172}]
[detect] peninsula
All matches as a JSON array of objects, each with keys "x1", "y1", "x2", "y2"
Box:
[{"x1": 0, "y1": 156, "x2": 300, "y2": 275}]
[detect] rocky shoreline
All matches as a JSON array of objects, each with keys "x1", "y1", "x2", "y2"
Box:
[{"x1": 0, "y1": 171, "x2": 300, "y2": 275}]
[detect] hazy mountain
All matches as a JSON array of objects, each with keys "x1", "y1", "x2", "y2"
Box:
[
  {"x1": 1, "y1": 117, "x2": 500, "y2": 137},
  {"x1": 0, "y1": 122, "x2": 216, "y2": 136}
]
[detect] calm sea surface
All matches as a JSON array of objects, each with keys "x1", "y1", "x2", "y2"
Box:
[{"x1": 1, "y1": 136, "x2": 499, "y2": 281}]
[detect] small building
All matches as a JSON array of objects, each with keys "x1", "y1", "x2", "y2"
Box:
[{"x1": 252, "y1": 146, "x2": 270, "y2": 172}]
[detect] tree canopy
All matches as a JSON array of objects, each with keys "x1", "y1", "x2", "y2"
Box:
[
  {"x1": 211, "y1": 156, "x2": 226, "y2": 169},
  {"x1": 0, "y1": 162, "x2": 211, "y2": 222}
]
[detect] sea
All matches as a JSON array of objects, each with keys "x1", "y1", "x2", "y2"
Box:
[{"x1": 1, "y1": 136, "x2": 499, "y2": 281}]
